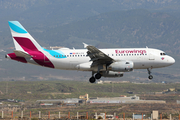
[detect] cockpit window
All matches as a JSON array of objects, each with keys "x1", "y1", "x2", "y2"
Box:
[
  {"x1": 160, "y1": 53, "x2": 167, "y2": 56},
  {"x1": 126, "y1": 62, "x2": 130, "y2": 64}
]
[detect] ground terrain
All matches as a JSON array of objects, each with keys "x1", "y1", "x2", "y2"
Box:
[{"x1": 0, "y1": 81, "x2": 180, "y2": 119}]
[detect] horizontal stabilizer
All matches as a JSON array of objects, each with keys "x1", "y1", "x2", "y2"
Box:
[{"x1": 14, "y1": 50, "x2": 32, "y2": 58}]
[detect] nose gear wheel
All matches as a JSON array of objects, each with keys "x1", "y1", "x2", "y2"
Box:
[{"x1": 147, "y1": 68, "x2": 153, "y2": 80}]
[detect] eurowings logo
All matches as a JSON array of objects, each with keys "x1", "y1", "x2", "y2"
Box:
[
  {"x1": 115, "y1": 50, "x2": 147, "y2": 54},
  {"x1": 161, "y1": 57, "x2": 165, "y2": 60}
]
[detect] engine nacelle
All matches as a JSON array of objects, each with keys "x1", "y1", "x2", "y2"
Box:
[
  {"x1": 102, "y1": 71, "x2": 123, "y2": 77},
  {"x1": 108, "y1": 61, "x2": 134, "y2": 72}
]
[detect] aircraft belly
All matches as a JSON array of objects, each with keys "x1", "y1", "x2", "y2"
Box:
[
  {"x1": 51, "y1": 58, "x2": 89, "y2": 70},
  {"x1": 52, "y1": 60, "x2": 73, "y2": 70},
  {"x1": 133, "y1": 61, "x2": 153, "y2": 69}
]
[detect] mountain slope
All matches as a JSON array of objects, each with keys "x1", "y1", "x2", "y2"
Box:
[
  {"x1": 0, "y1": 1, "x2": 180, "y2": 82},
  {"x1": 39, "y1": 9, "x2": 180, "y2": 54}
]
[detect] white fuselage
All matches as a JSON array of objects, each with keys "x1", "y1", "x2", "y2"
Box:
[{"x1": 27, "y1": 47, "x2": 175, "y2": 72}]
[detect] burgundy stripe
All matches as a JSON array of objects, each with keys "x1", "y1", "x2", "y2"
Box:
[
  {"x1": 14, "y1": 37, "x2": 38, "y2": 51},
  {"x1": 8, "y1": 53, "x2": 27, "y2": 63},
  {"x1": 29, "y1": 51, "x2": 54, "y2": 68},
  {"x1": 13, "y1": 37, "x2": 54, "y2": 68}
]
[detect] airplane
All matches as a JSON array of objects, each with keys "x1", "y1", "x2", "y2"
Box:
[{"x1": 5, "y1": 21, "x2": 175, "y2": 83}]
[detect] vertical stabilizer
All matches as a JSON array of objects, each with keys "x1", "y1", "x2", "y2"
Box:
[
  {"x1": 7, "y1": 21, "x2": 54, "y2": 68},
  {"x1": 8, "y1": 21, "x2": 42, "y2": 52}
]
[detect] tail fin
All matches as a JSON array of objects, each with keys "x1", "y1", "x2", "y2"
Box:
[{"x1": 8, "y1": 21, "x2": 42, "y2": 52}]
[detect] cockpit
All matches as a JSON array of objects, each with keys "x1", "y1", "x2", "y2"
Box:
[{"x1": 160, "y1": 53, "x2": 167, "y2": 56}]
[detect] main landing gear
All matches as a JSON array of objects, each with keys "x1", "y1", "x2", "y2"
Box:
[
  {"x1": 89, "y1": 72, "x2": 102, "y2": 83},
  {"x1": 147, "y1": 68, "x2": 153, "y2": 80},
  {"x1": 89, "y1": 76, "x2": 96, "y2": 83}
]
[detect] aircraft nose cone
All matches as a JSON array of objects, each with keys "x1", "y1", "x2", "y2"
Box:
[{"x1": 169, "y1": 57, "x2": 175, "y2": 65}]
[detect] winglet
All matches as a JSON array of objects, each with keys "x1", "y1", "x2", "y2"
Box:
[{"x1": 83, "y1": 43, "x2": 89, "y2": 48}]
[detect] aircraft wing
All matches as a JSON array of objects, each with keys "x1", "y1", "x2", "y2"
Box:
[
  {"x1": 14, "y1": 50, "x2": 32, "y2": 58},
  {"x1": 83, "y1": 43, "x2": 114, "y2": 66}
]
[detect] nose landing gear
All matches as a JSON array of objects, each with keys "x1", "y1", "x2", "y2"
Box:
[
  {"x1": 148, "y1": 75, "x2": 153, "y2": 79},
  {"x1": 147, "y1": 68, "x2": 153, "y2": 80}
]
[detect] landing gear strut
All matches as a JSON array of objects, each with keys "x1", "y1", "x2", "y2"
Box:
[{"x1": 147, "y1": 68, "x2": 153, "y2": 80}]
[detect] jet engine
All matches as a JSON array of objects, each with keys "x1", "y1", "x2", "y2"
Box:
[
  {"x1": 102, "y1": 71, "x2": 123, "y2": 77},
  {"x1": 108, "y1": 61, "x2": 134, "y2": 72}
]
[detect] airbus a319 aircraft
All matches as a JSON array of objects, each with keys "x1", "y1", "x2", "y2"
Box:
[{"x1": 6, "y1": 21, "x2": 175, "y2": 83}]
